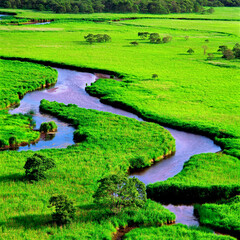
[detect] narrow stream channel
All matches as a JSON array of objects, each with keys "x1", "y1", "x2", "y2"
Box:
[{"x1": 9, "y1": 68, "x2": 221, "y2": 228}]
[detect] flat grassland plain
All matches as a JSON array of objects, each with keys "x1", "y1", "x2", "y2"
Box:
[{"x1": 0, "y1": 7, "x2": 239, "y2": 239}]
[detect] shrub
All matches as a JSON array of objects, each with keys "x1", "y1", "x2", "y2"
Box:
[
  {"x1": 49, "y1": 195, "x2": 76, "y2": 225},
  {"x1": 162, "y1": 36, "x2": 172, "y2": 43},
  {"x1": 187, "y1": 48, "x2": 194, "y2": 54},
  {"x1": 23, "y1": 153, "x2": 56, "y2": 181},
  {"x1": 40, "y1": 121, "x2": 57, "y2": 133},
  {"x1": 9, "y1": 136, "x2": 18, "y2": 146},
  {"x1": 130, "y1": 41, "x2": 139, "y2": 46}
]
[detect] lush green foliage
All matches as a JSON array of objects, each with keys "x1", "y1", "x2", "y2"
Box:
[
  {"x1": 0, "y1": 0, "x2": 235, "y2": 14},
  {"x1": 93, "y1": 174, "x2": 147, "y2": 213},
  {"x1": 0, "y1": 98, "x2": 175, "y2": 239},
  {"x1": 194, "y1": 195, "x2": 240, "y2": 237},
  {"x1": 0, "y1": 59, "x2": 58, "y2": 148},
  {"x1": 24, "y1": 153, "x2": 56, "y2": 181},
  {"x1": 40, "y1": 99, "x2": 175, "y2": 169},
  {"x1": 147, "y1": 153, "x2": 240, "y2": 204},
  {"x1": 124, "y1": 224, "x2": 237, "y2": 240},
  {"x1": 0, "y1": 59, "x2": 57, "y2": 109},
  {"x1": 39, "y1": 121, "x2": 57, "y2": 133},
  {"x1": 0, "y1": 111, "x2": 39, "y2": 149},
  {"x1": 48, "y1": 194, "x2": 76, "y2": 225}
]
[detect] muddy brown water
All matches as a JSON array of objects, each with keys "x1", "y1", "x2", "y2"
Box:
[{"x1": 9, "y1": 68, "x2": 221, "y2": 227}]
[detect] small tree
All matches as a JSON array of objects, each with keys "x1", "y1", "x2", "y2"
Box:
[
  {"x1": 152, "y1": 74, "x2": 158, "y2": 79},
  {"x1": 232, "y1": 43, "x2": 240, "y2": 59},
  {"x1": 207, "y1": 7, "x2": 214, "y2": 14},
  {"x1": 187, "y1": 48, "x2": 194, "y2": 54},
  {"x1": 93, "y1": 174, "x2": 147, "y2": 214},
  {"x1": 138, "y1": 32, "x2": 149, "y2": 39},
  {"x1": 184, "y1": 36, "x2": 189, "y2": 41},
  {"x1": 49, "y1": 195, "x2": 76, "y2": 225},
  {"x1": 24, "y1": 153, "x2": 55, "y2": 181},
  {"x1": 162, "y1": 35, "x2": 172, "y2": 43},
  {"x1": 149, "y1": 33, "x2": 160, "y2": 43},
  {"x1": 218, "y1": 45, "x2": 228, "y2": 53},
  {"x1": 223, "y1": 49, "x2": 235, "y2": 60},
  {"x1": 130, "y1": 41, "x2": 139, "y2": 46},
  {"x1": 202, "y1": 45, "x2": 208, "y2": 55}
]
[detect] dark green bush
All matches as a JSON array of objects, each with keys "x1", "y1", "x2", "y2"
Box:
[{"x1": 40, "y1": 121, "x2": 57, "y2": 133}]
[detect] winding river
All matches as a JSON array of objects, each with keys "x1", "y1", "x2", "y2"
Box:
[{"x1": 9, "y1": 67, "x2": 221, "y2": 227}]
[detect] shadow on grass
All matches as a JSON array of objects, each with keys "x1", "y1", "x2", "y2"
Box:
[
  {"x1": 7, "y1": 214, "x2": 52, "y2": 229},
  {"x1": 0, "y1": 173, "x2": 24, "y2": 182},
  {"x1": 178, "y1": 53, "x2": 191, "y2": 55},
  {"x1": 78, "y1": 204, "x2": 114, "y2": 223},
  {"x1": 72, "y1": 41, "x2": 90, "y2": 45}
]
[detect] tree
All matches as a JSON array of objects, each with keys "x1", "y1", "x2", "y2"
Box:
[
  {"x1": 93, "y1": 174, "x2": 147, "y2": 214},
  {"x1": 24, "y1": 153, "x2": 56, "y2": 181},
  {"x1": 149, "y1": 33, "x2": 160, "y2": 43},
  {"x1": 184, "y1": 36, "x2": 189, "y2": 40},
  {"x1": 138, "y1": 32, "x2": 149, "y2": 39},
  {"x1": 222, "y1": 49, "x2": 235, "y2": 60},
  {"x1": 130, "y1": 41, "x2": 139, "y2": 46},
  {"x1": 232, "y1": 43, "x2": 240, "y2": 59},
  {"x1": 218, "y1": 45, "x2": 228, "y2": 53},
  {"x1": 187, "y1": 48, "x2": 194, "y2": 54},
  {"x1": 152, "y1": 74, "x2": 158, "y2": 79},
  {"x1": 162, "y1": 36, "x2": 172, "y2": 43},
  {"x1": 202, "y1": 45, "x2": 208, "y2": 55},
  {"x1": 49, "y1": 195, "x2": 76, "y2": 225}
]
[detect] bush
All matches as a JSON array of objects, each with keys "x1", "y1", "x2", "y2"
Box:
[
  {"x1": 40, "y1": 121, "x2": 57, "y2": 133},
  {"x1": 23, "y1": 153, "x2": 56, "y2": 181},
  {"x1": 49, "y1": 195, "x2": 76, "y2": 225},
  {"x1": 84, "y1": 33, "x2": 111, "y2": 44}
]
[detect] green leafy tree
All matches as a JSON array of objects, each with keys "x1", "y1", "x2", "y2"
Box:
[
  {"x1": 202, "y1": 45, "x2": 208, "y2": 55},
  {"x1": 149, "y1": 33, "x2": 160, "y2": 43},
  {"x1": 130, "y1": 41, "x2": 139, "y2": 46},
  {"x1": 24, "y1": 153, "x2": 56, "y2": 181},
  {"x1": 40, "y1": 121, "x2": 57, "y2": 133},
  {"x1": 232, "y1": 43, "x2": 240, "y2": 59},
  {"x1": 152, "y1": 74, "x2": 159, "y2": 79},
  {"x1": 138, "y1": 32, "x2": 149, "y2": 39},
  {"x1": 49, "y1": 195, "x2": 76, "y2": 225},
  {"x1": 218, "y1": 45, "x2": 228, "y2": 53},
  {"x1": 93, "y1": 174, "x2": 147, "y2": 214},
  {"x1": 187, "y1": 48, "x2": 194, "y2": 54},
  {"x1": 162, "y1": 35, "x2": 172, "y2": 43},
  {"x1": 223, "y1": 49, "x2": 235, "y2": 60}
]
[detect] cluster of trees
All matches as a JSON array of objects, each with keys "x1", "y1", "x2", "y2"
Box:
[
  {"x1": 137, "y1": 32, "x2": 172, "y2": 44},
  {"x1": 218, "y1": 43, "x2": 240, "y2": 60},
  {"x1": 84, "y1": 33, "x2": 111, "y2": 44},
  {"x1": 23, "y1": 153, "x2": 146, "y2": 225},
  {"x1": 0, "y1": 0, "x2": 239, "y2": 14}
]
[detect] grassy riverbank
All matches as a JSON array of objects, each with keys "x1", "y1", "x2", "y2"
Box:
[
  {"x1": 0, "y1": 59, "x2": 57, "y2": 148},
  {"x1": 194, "y1": 196, "x2": 240, "y2": 238},
  {"x1": 123, "y1": 224, "x2": 236, "y2": 240},
  {"x1": 0, "y1": 99, "x2": 175, "y2": 239},
  {"x1": 0, "y1": 8, "x2": 239, "y2": 157},
  {"x1": 147, "y1": 153, "x2": 240, "y2": 204}
]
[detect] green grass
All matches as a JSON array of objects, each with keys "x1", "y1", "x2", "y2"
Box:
[
  {"x1": 0, "y1": 100, "x2": 175, "y2": 239},
  {"x1": 147, "y1": 153, "x2": 240, "y2": 204},
  {"x1": 0, "y1": 7, "x2": 239, "y2": 239},
  {"x1": 0, "y1": 9, "x2": 239, "y2": 158},
  {"x1": 0, "y1": 59, "x2": 57, "y2": 109},
  {"x1": 194, "y1": 196, "x2": 240, "y2": 238},
  {"x1": 0, "y1": 111, "x2": 39, "y2": 149},
  {"x1": 0, "y1": 59, "x2": 57, "y2": 148},
  {"x1": 123, "y1": 224, "x2": 236, "y2": 240}
]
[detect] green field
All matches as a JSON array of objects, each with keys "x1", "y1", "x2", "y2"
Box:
[
  {"x1": 194, "y1": 196, "x2": 240, "y2": 237},
  {"x1": 0, "y1": 99, "x2": 175, "y2": 239},
  {"x1": 147, "y1": 153, "x2": 240, "y2": 203},
  {"x1": 0, "y1": 7, "x2": 239, "y2": 239},
  {"x1": 123, "y1": 224, "x2": 236, "y2": 240}
]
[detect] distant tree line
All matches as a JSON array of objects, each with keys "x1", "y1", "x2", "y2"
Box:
[{"x1": 0, "y1": 0, "x2": 239, "y2": 14}]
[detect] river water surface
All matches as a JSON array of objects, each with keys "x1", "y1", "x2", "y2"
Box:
[{"x1": 10, "y1": 68, "x2": 221, "y2": 226}]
